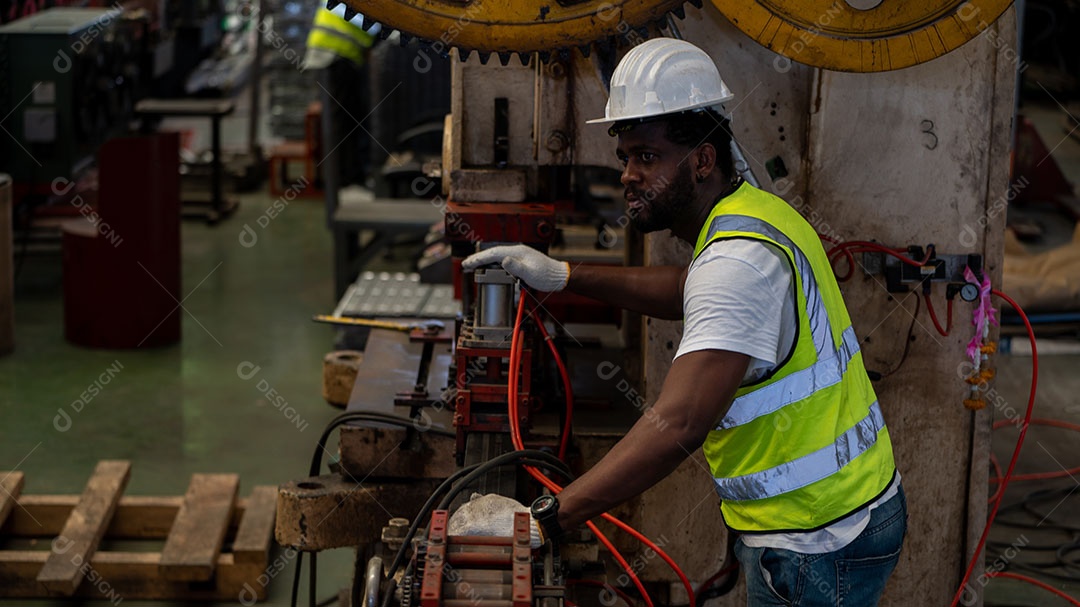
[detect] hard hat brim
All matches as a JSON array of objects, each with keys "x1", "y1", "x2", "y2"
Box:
[{"x1": 585, "y1": 95, "x2": 734, "y2": 125}]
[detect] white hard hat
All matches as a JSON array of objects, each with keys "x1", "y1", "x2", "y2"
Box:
[{"x1": 587, "y1": 38, "x2": 734, "y2": 125}]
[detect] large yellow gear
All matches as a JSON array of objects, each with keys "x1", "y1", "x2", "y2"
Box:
[
  {"x1": 329, "y1": 0, "x2": 692, "y2": 61},
  {"x1": 333, "y1": 0, "x2": 1015, "y2": 72},
  {"x1": 712, "y1": 0, "x2": 1015, "y2": 72}
]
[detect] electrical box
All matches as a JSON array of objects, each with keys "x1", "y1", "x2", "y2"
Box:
[{"x1": 0, "y1": 7, "x2": 123, "y2": 183}]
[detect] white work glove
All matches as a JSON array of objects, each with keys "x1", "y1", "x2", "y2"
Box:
[
  {"x1": 447, "y1": 493, "x2": 543, "y2": 548},
  {"x1": 462, "y1": 245, "x2": 570, "y2": 292}
]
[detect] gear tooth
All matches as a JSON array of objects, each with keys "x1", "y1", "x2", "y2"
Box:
[
  {"x1": 359, "y1": 15, "x2": 373, "y2": 31},
  {"x1": 672, "y1": 5, "x2": 686, "y2": 19},
  {"x1": 478, "y1": 51, "x2": 492, "y2": 65},
  {"x1": 342, "y1": 6, "x2": 358, "y2": 21},
  {"x1": 518, "y1": 52, "x2": 531, "y2": 66},
  {"x1": 498, "y1": 52, "x2": 512, "y2": 66},
  {"x1": 325, "y1": 0, "x2": 341, "y2": 8},
  {"x1": 577, "y1": 44, "x2": 591, "y2": 58},
  {"x1": 458, "y1": 48, "x2": 472, "y2": 62}
]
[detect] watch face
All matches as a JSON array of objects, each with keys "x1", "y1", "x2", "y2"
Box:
[{"x1": 533, "y1": 495, "x2": 556, "y2": 514}]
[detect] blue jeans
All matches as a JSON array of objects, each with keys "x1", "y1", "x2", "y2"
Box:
[{"x1": 734, "y1": 485, "x2": 907, "y2": 606}]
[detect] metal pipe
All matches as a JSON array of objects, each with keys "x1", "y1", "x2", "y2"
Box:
[
  {"x1": 480, "y1": 283, "x2": 510, "y2": 327},
  {"x1": 731, "y1": 139, "x2": 759, "y2": 187},
  {"x1": 363, "y1": 556, "x2": 382, "y2": 607}
]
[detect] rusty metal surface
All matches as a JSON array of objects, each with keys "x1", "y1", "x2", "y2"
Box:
[
  {"x1": 340, "y1": 328, "x2": 457, "y2": 479},
  {"x1": 340, "y1": 426, "x2": 457, "y2": 480},
  {"x1": 275, "y1": 475, "x2": 441, "y2": 551},
  {"x1": 346, "y1": 328, "x2": 455, "y2": 419}
]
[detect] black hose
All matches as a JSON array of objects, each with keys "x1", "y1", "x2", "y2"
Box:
[
  {"x1": 981, "y1": 484, "x2": 1080, "y2": 584},
  {"x1": 296, "y1": 408, "x2": 573, "y2": 607},
  {"x1": 309, "y1": 411, "x2": 454, "y2": 476},
  {"x1": 293, "y1": 410, "x2": 453, "y2": 607},
  {"x1": 377, "y1": 450, "x2": 572, "y2": 607}
]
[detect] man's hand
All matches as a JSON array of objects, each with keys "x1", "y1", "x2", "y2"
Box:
[
  {"x1": 462, "y1": 245, "x2": 570, "y2": 292},
  {"x1": 447, "y1": 493, "x2": 543, "y2": 548}
]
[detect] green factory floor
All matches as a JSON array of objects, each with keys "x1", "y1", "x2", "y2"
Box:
[{"x1": 1, "y1": 193, "x2": 358, "y2": 605}]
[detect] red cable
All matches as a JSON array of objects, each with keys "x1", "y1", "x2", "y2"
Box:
[
  {"x1": 530, "y1": 306, "x2": 574, "y2": 461},
  {"x1": 587, "y1": 521, "x2": 654, "y2": 607},
  {"x1": 985, "y1": 572, "x2": 1080, "y2": 606},
  {"x1": 987, "y1": 453, "x2": 1003, "y2": 505},
  {"x1": 925, "y1": 294, "x2": 950, "y2": 337},
  {"x1": 827, "y1": 247, "x2": 856, "y2": 282},
  {"x1": 827, "y1": 241, "x2": 925, "y2": 268},
  {"x1": 520, "y1": 298, "x2": 696, "y2": 606},
  {"x1": 510, "y1": 294, "x2": 699, "y2": 607},
  {"x1": 988, "y1": 418, "x2": 1080, "y2": 483},
  {"x1": 950, "y1": 289, "x2": 1038, "y2": 607},
  {"x1": 824, "y1": 240, "x2": 938, "y2": 283},
  {"x1": 508, "y1": 294, "x2": 655, "y2": 607}
]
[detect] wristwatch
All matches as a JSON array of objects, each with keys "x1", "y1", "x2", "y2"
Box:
[{"x1": 530, "y1": 495, "x2": 564, "y2": 543}]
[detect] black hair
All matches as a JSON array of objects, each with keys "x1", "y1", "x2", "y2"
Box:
[{"x1": 610, "y1": 107, "x2": 736, "y2": 183}]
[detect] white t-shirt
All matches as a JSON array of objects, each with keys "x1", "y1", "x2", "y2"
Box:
[{"x1": 675, "y1": 239, "x2": 898, "y2": 554}]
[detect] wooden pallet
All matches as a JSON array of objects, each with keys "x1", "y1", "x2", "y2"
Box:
[{"x1": 0, "y1": 460, "x2": 278, "y2": 602}]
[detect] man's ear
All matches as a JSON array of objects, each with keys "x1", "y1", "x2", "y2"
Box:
[{"x1": 693, "y1": 143, "x2": 717, "y2": 181}]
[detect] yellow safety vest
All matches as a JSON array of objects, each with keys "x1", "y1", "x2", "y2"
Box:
[
  {"x1": 695, "y1": 181, "x2": 896, "y2": 533},
  {"x1": 306, "y1": 7, "x2": 373, "y2": 66}
]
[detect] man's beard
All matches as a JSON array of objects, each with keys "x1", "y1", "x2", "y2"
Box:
[{"x1": 627, "y1": 163, "x2": 695, "y2": 233}]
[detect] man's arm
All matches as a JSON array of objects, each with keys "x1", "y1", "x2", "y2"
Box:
[
  {"x1": 555, "y1": 348, "x2": 749, "y2": 529},
  {"x1": 461, "y1": 245, "x2": 687, "y2": 320},
  {"x1": 566, "y1": 264, "x2": 687, "y2": 320}
]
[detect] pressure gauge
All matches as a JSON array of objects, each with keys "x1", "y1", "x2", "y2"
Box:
[{"x1": 960, "y1": 283, "x2": 980, "y2": 302}]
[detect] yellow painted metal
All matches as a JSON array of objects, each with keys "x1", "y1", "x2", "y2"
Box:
[
  {"x1": 337, "y1": 0, "x2": 686, "y2": 53},
  {"x1": 712, "y1": 0, "x2": 1014, "y2": 72},
  {"x1": 312, "y1": 315, "x2": 414, "y2": 331}
]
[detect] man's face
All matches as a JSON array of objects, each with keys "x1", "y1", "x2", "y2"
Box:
[{"x1": 615, "y1": 122, "x2": 695, "y2": 233}]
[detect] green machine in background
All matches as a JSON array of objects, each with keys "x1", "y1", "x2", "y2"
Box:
[{"x1": 0, "y1": 7, "x2": 127, "y2": 185}]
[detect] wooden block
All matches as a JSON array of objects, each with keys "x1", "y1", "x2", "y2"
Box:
[
  {"x1": 232, "y1": 485, "x2": 276, "y2": 564},
  {"x1": 158, "y1": 473, "x2": 238, "y2": 581},
  {"x1": 36, "y1": 460, "x2": 130, "y2": 596},
  {"x1": 0, "y1": 472, "x2": 24, "y2": 529}
]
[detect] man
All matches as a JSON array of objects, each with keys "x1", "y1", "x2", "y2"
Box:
[{"x1": 461, "y1": 38, "x2": 905, "y2": 606}]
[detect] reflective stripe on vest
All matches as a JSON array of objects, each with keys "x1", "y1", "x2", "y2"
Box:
[
  {"x1": 706, "y1": 214, "x2": 862, "y2": 431},
  {"x1": 713, "y1": 401, "x2": 886, "y2": 500},
  {"x1": 700, "y1": 213, "x2": 883, "y2": 501},
  {"x1": 307, "y1": 8, "x2": 372, "y2": 66},
  {"x1": 693, "y1": 182, "x2": 895, "y2": 531},
  {"x1": 717, "y1": 326, "x2": 860, "y2": 430}
]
